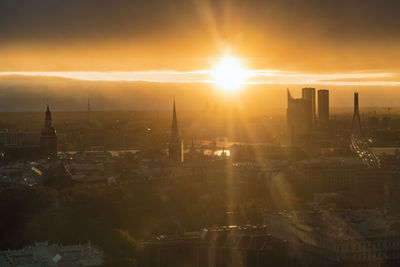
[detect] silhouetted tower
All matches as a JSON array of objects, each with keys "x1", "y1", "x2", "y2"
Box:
[
  {"x1": 302, "y1": 87, "x2": 316, "y2": 121},
  {"x1": 351, "y1": 92, "x2": 362, "y2": 136},
  {"x1": 40, "y1": 105, "x2": 58, "y2": 159},
  {"x1": 291, "y1": 126, "x2": 295, "y2": 146},
  {"x1": 168, "y1": 99, "x2": 183, "y2": 163},
  {"x1": 318, "y1": 89, "x2": 329, "y2": 124},
  {"x1": 287, "y1": 89, "x2": 312, "y2": 143}
]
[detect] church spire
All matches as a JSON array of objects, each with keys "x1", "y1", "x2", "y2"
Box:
[
  {"x1": 352, "y1": 92, "x2": 362, "y2": 136},
  {"x1": 41, "y1": 104, "x2": 57, "y2": 159},
  {"x1": 168, "y1": 98, "x2": 183, "y2": 163},
  {"x1": 171, "y1": 97, "x2": 179, "y2": 141},
  {"x1": 45, "y1": 105, "x2": 52, "y2": 128}
]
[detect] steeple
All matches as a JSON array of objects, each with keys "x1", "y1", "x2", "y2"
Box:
[
  {"x1": 41, "y1": 104, "x2": 58, "y2": 159},
  {"x1": 44, "y1": 105, "x2": 52, "y2": 128},
  {"x1": 171, "y1": 97, "x2": 179, "y2": 141},
  {"x1": 168, "y1": 98, "x2": 183, "y2": 163},
  {"x1": 351, "y1": 92, "x2": 362, "y2": 136}
]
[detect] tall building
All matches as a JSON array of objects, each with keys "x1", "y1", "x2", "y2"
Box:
[
  {"x1": 168, "y1": 99, "x2": 183, "y2": 163},
  {"x1": 302, "y1": 87, "x2": 316, "y2": 121},
  {"x1": 40, "y1": 105, "x2": 58, "y2": 159},
  {"x1": 318, "y1": 89, "x2": 329, "y2": 124},
  {"x1": 287, "y1": 89, "x2": 312, "y2": 143},
  {"x1": 352, "y1": 92, "x2": 362, "y2": 136},
  {"x1": 0, "y1": 106, "x2": 58, "y2": 161}
]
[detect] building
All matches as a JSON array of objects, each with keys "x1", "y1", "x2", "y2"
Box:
[
  {"x1": 287, "y1": 89, "x2": 313, "y2": 144},
  {"x1": 352, "y1": 92, "x2": 362, "y2": 136},
  {"x1": 43, "y1": 160, "x2": 73, "y2": 189},
  {"x1": 0, "y1": 130, "x2": 41, "y2": 147},
  {"x1": 40, "y1": 105, "x2": 58, "y2": 159},
  {"x1": 289, "y1": 157, "x2": 393, "y2": 197},
  {"x1": 318, "y1": 89, "x2": 329, "y2": 124},
  {"x1": 265, "y1": 209, "x2": 400, "y2": 267},
  {"x1": 0, "y1": 106, "x2": 58, "y2": 161},
  {"x1": 168, "y1": 99, "x2": 183, "y2": 163},
  {"x1": 302, "y1": 87, "x2": 316, "y2": 121},
  {"x1": 143, "y1": 226, "x2": 287, "y2": 267},
  {"x1": 0, "y1": 241, "x2": 102, "y2": 266}
]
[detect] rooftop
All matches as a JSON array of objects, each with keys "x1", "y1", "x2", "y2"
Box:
[{"x1": 267, "y1": 209, "x2": 400, "y2": 241}]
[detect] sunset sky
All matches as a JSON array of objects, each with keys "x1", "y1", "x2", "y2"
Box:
[{"x1": 1, "y1": 0, "x2": 400, "y2": 110}]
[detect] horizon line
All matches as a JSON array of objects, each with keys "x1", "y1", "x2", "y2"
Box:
[{"x1": 0, "y1": 70, "x2": 399, "y2": 87}]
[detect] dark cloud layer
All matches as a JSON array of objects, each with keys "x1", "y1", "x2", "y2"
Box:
[
  {"x1": 2, "y1": 0, "x2": 399, "y2": 40},
  {"x1": 1, "y1": 0, "x2": 400, "y2": 71}
]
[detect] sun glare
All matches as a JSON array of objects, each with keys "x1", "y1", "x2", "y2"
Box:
[{"x1": 211, "y1": 57, "x2": 247, "y2": 92}]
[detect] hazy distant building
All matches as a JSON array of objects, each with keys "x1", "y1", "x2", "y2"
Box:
[
  {"x1": 0, "y1": 106, "x2": 57, "y2": 160},
  {"x1": 168, "y1": 99, "x2": 183, "y2": 163},
  {"x1": 0, "y1": 131, "x2": 41, "y2": 147},
  {"x1": 287, "y1": 89, "x2": 312, "y2": 143},
  {"x1": 291, "y1": 157, "x2": 391, "y2": 194},
  {"x1": 265, "y1": 209, "x2": 400, "y2": 267},
  {"x1": 352, "y1": 92, "x2": 362, "y2": 136},
  {"x1": 318, "y1": 89, "x2": 329, "y2": 124},
  {"x1": 302, "y1": 87, "x2": 316, "y2": 121},
  {"x1": 40, "y1": 105, "x2": 58, "y2": 159}
]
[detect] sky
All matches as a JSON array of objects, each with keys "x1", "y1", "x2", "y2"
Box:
[{"x1": 1, "y1": 0, "x2": 400, "y2": 109}]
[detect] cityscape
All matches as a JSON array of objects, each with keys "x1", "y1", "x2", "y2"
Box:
[{"x1": 1, "y1": 1, "x2": 400, "y2": 267}]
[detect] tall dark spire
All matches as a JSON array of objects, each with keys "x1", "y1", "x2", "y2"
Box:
[
  {"x1": 352, "y1": 92, "x2": 362, "y2": 136},
  {"x1": 44, "y1": 105, "x2": 52, "y2": 128},
  {"x1": 168, "y1": 98, "x2": 183, "y2": 163},
  {"x1": 171, "y1": 98, "x2": 179, "y2": 141},
  {"x1": 41, "y1": 104, "x2": 57, "y2": 159}
]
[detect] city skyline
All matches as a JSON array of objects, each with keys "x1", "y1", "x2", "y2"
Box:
[{"x1": 2, "y1": 2, "x2": 400, "y2": 266}]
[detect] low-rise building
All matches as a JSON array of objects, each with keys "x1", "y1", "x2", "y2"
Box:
[
  {"x1": 265, "y1": 209, "x2": 400, "y2": 266},
  {"x1": 143, "y1": 225, "x2": 287, "y2": 267},
  {"x1": 0, "y1": 241, "x2": 102, "y2": 267}
]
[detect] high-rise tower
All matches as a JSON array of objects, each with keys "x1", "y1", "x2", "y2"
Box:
[
  {"x1": 302, "y1": 87, "x2": 316, "y2": 121},
  {"x1": 168, "y1": 99, "x2": 183, "y2": 163},
  {"x1": 318, "y1": 89, "x2": 329, "y2": 124},
  {"x1": 287, "y1": 89, "x2": 312, "y2": 143},
  {"x1": 351, "y1": 92, "x2": 362, "y2": 136},
  {"x1": 40, "y1": 105, "x2": 58, "y2": 159}
]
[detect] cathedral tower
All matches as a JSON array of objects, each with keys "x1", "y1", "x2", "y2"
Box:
[{"x1": 40, "y1": 105, "x2": 58, "y2": 159}]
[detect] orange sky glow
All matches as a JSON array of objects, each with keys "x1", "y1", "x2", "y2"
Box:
[{"x1": 1, "y1": 0, "x2": 400, "y2": 109}]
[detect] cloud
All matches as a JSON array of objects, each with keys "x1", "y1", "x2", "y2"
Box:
[
  {"x1": 1, "y1": 69, "x2": 399, "y2": 87},
  {"x1": 1, "y1": 0, "x2": 400, "y2": 71}
]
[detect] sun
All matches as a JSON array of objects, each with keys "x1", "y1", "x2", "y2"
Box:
[{"x1": 211, "y1": 57, "x2": 247, "y2": 92}]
